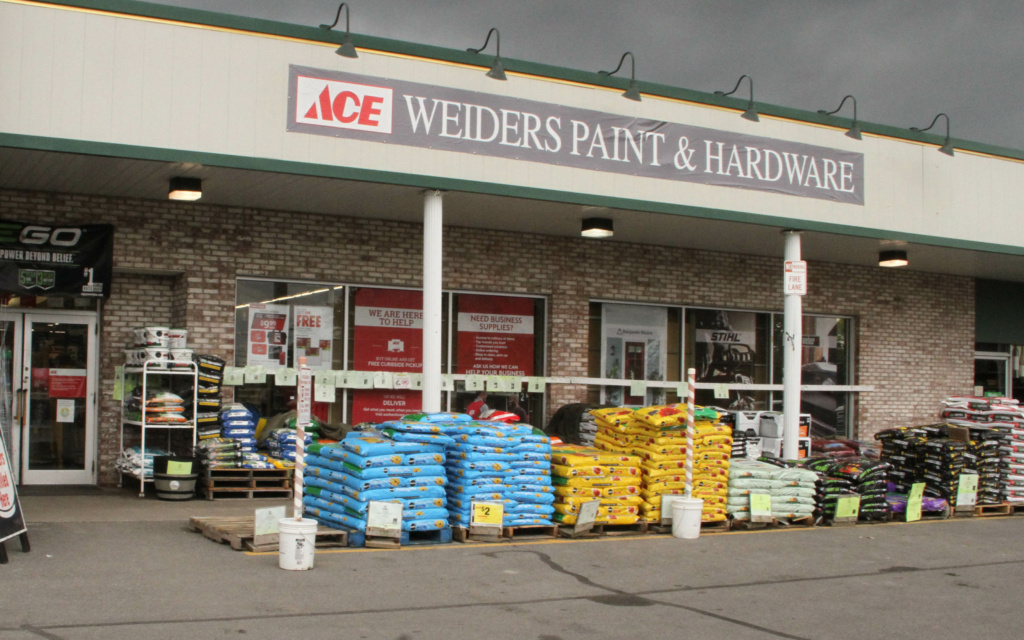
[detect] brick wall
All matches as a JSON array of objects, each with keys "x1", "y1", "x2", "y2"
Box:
[{"x1": 0, "y1": 189, "x2": 975, "y2": 484}]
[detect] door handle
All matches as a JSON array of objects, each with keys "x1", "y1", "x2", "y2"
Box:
[{"x1": 13, "y1": 388, "x2": 26, "y2": 422}]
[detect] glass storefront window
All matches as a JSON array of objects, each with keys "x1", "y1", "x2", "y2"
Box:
[{"x1": 686, "y1": 308, "x2": 771, "y2": 412}]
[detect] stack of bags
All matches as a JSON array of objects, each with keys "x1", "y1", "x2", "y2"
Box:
[
  {"x1": 303, "y1": 435, "x2": 449, "y2": 535},
  {"x1": 589, "y1": 407, "x2": 644, "y2": 454},
  {"x1": 805, "y1": 457, "x2": 892, "y2": 521},
  {"x1": 194, "y1": 437, "x2": 244, "y2": 470},
  {"x1": 965, "y1": 428, "x2": 1005, "y2": 505},
  {"x1": 194, "y1": 355, "x2": 225, "y2": 440},
  {"x1": 730, "y1": 428, "x2": 750, "y2": 459},
  {"x1": 115, "y1": 444, "x2": 171, "y2": 479},
  {"x1": 435, "y1": 415, "x2": 556, "y2": 528},
  {"x1": 219, "y1": 404, "x2": 259, "y2": 457},
  {"x1": 920, "y1": 438, "x2": 968, "y2": 509},
  {"x1": 999, "y1": 428, "x2": 1024, "y2": 504},
  {"x1": 725, "y1": 459, "x2": 818, "y2": 523},
  {"x1": 941, "y1": 395, "x2": 1021, "y2": 503},
  {"x1": 549, "y1": 445, "x2": 642, "y2": 526},
  {"x1": 124, "y1": 389, "x2": 190, "y2": 425},
  {"x1": 631, "y1": 405, "x2": 731, "y2": 524},
  {"x1": 874, "y1": 426, "x2": 928, "y2": 493},
  {"x1": 578, "y1": 412, "x2": 599, "y2": 447},
  {"x1": 263, "y1": 415, "x2": 317, "y2": 464}
]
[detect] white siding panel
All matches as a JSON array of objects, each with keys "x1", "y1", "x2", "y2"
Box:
[
  {"x1": 49, "y1": 10, "x2": 87, "y2": 139},
  {"x1": 0, "y1": 4, "x2": 25, "y2": 132},
  {"x1": 197, "y1": 30, "x2": 232, "y2": 153},
  {"x1": 80, "y1": 13, "x2": 117, "y2": 142},
  {"x1": 109, "y1": 16, "x2": 147, "y2": 145},
  {"x1": 166, "y1": 25, "x2": 205, "y2": 153}
]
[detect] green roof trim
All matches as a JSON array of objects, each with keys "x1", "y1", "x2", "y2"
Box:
[
  {"x1": 31, "y1": 0, "x2": 1024, "y2": 161},
  {"x1": 5, "y1": 131, "x2": 1024, "y2": 258}
]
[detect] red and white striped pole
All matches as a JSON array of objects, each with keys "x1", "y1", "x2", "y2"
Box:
[
  {"x1": 295, "y1": 357, "x2": 312, "y2": 521},
  {"x1": 685, "y1": 367, "x2": 695, "y2": 500}
]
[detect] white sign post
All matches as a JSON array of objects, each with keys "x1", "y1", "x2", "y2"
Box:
[{"x1": 294, "y1": 357, "x2": 312, "y2": 521}]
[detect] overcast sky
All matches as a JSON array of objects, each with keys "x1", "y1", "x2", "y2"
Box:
[{"x1": 150, "y1": 0, "x2": 1024, "y2": 152}]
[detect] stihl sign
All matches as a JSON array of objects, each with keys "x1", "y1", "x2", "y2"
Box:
[{"x1": 294, "y1": 74, "x2": 393, "y2": 134}]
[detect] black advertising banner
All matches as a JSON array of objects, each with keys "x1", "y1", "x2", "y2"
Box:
[
  {"x1": 0, "y1": 425, "x2": 27, "y2": 544},
  {"x1": 0, "y1": 221, "x2": 113, "y2": 298}
]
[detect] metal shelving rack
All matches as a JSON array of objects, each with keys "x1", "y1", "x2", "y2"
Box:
[{"x1": 118, "y1": 360, "x2": 198, "y2": 497}]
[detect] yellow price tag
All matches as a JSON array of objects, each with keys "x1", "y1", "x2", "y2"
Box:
[
  {"x1": 906, "y1": 482, "x2": 925, "y2": 522},
  {"x1": 835, "y1": 494, "x2": 860, "y2": 519},
  {"x1": 165, "y1": 460, "x2": 192, "y2": 475},
  {"x1": 472, "y1": 501, "x2": 504, "y2": 526}
]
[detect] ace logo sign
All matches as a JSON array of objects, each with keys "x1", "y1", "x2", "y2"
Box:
[{"x1": 294, "y1": 74, "x2": 393, "y2": 134}]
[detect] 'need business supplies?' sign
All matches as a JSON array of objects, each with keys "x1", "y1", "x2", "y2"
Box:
[
  {"x1": 0, "y1": 221, "x2": 113, "y2": 298},
  {"x1": 288, "y1": 66, "x2": 864, "y2": 205}
]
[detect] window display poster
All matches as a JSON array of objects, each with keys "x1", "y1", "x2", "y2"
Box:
[
  {"x1": 601, "y1": 304, "x2": 667, "y2": 406},
  {"x1": 293, "y1": 305, "x2": 333, "y2": 369},
  {"x1": 352, "y1": 289, "x2": 423, "y2": 423},
  {"x1": 694, "y1": 309, "x2": 757, "y2": 384},
  {"x1": 247, "y1": 304, "x2": 290, "y2": 369},
  {"x1": 457, "y1": 295, "x2": 535, "y2": 376}
]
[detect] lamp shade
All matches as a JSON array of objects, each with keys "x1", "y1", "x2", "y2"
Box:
[
  {"x1": 168, "y1": 177, "x2": 202, "y2": 201},
  {"x1": 581, "y1": 217, "x2": 614, "y2": 238},
  {"x1": 878, "y1": 250, "x2": 908, "y2": 267}
]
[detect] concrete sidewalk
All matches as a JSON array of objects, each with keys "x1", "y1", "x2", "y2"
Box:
[{"x1": 5, "y1": 490, "x2": 1024, "y2": 640}]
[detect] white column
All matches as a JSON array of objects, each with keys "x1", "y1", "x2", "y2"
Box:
[
  {"x1": 782, "y1": 230, "x2": 803, "y2": 460},
  {"x1": 421, "y1": 190, "x2": 443, "y2": 413}
]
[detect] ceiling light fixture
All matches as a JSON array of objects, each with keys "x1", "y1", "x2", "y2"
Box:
[
  {"x1": 910, "y1": 113, "x2": 954, "y2": 156},
  {"x1": 715, "y1": 74, "x2": 759, "y2": 122},
  {"x1": 878, "y1": 250, "x2": 909, "y2": 268},
  {"x1": 319, "y1": 3, "x2": 358, "y2": 58},
  {"x1": 581, "y1": 217, "x2": 614, "y2": 238},
  {"x1": 818, "y1": 94, "x2": 862, "y2": 140},
  {"x1": 598, "y1": 52, "x2": 641, "y2": 102},
  {"x1": 168, "y1": 177, "x2": 202, "y2": 201},
  {"x1": 466, "y1": 28, "x2": 506, "y2": 81}
]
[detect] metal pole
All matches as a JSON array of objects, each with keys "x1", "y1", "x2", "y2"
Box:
[
  {"x1": 685, "y1": 367, "x2": 695, "y2": 499},
  {"x1": 782, "y1": 231, "x2": 803, "y2": 460},
  {"x1": 295, "y1": 356, "x2": 311, "y2": 520},
  {"x1": 422, "y1": 190, "x2": 443, "y2": 413}
]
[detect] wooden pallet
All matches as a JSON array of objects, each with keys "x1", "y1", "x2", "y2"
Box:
[
  {"x1": 200, "y1": 468, "x2": 293, "y2": 500},
  {"x1": 559, "y1": 521, "x2": 648, "y2": 539},
  {"x1": 648, "y1": 518, "x2": 730, "y2": 534},
  {"x1": 1009, "y1": 503, "x2": 1024, "y2": 516},
  {"x1": 890, "y1": 507, "x2": 950, "y2": 522},
  {"x1": 187, "y1": 515, "x2": 349, "y2": 551},
  {"x1": 453, "y1": 524, "x2": 559, "y2": 543},
  {"x1": 974, "y1": 502, "x2": 1012, "y2": 517}
]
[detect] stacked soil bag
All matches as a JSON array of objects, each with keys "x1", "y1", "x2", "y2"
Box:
[
  {"x1": 194, "y1": 437, "x2": 244, "y2": 470},
  {"x1": 303, "y1": 435, "x2": 449, "y2": 534},
  {"x1": 578, "y1": 412, "x2": 599, "y2": 447},
  {"x1": 115, "y1": 444, "x2": 171, "y2": 479},
  {"x1": 219, "y1": 404, "x2": 259, "y2": 459},
  {"x1": 941, "y1": 395, "x2": 1021, "y2": 503},
  {"x1": 875, "y1": 426, "x2": 928, "y2": 492},
  {"x1": 920, "y1": 438, "x2": 968, "y2": 509},
  {"x1": 193, "y1": 355, "x2": 225, "y2": 439},
  {"x1": 262, "y1": 426, "x2": 312, "y2": 468},
  {"x1": 805, "y1": 457, "x2": 892, "y2": 521},
  {"x1": 549, "y1": 445, "x2": 642, "y2": 526},
  {"x1": 726, "y1": 459, "x2": 818, "y2": 523},
  {"x1": 631, "y1": 405, "x2": 731, "y2": 524},
  {"x1": 441, "y1": 417, "x2": 555, "y2": 528},
  {"x1": 965, "y1": 428, "x2": 1005, "y2": 505}
]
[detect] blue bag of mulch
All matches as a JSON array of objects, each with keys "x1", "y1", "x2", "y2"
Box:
[
  {"x1": 515, "y1": 452, "x2": 552, "y2": 462},
  {"x1": 511, "y1": 442, "x2": 552, "y2": 453},
  {"x1": 508, "y1": 484, "x2": 554, "y2": 493},
  {"x1": 379, "y1": 420, "x2": 447, "y2": 434},
  {"x1": 508, "y1": 474, "x2": 552, "y2": 485},
  {"x1": 402, "y1": 507, "x2": 449, "y2": 522},
  {"x1": 450, "y1": 434, "x2": 519, "y2": 448},
  {"x1": 342, "y1": 435, "x2": 441, "y2": 457},
  {"x1": 447, "y1": 450, "x2": 515, "y2": 463},
  {"x1": 447, "y1": 496, "x2": 515, "y2": 511},
  {"x1": 510, "y1": 460, "x2": 550, "y2": 470},
  {"x1": 401, "y1": 412, "x2": 472, "y2": 423},
  {"x1": 445, "y1": 482, "x2": 507, "y2": 496},
  {"x1": 471, "y1": 422, "x2": 535, "y2": 437},
  {"x1": 383, "y1": 429, "x2": 456, "y2": 447},
  {"x1": 303, "y1": 496, "x2": 366, "y2": 530},
  {"x1": 508, "y1": 503, "x2": 556, "y2": 515},
  {"x1": 506, "y1": 491, "x2": 555, "y2": 504},
  {"x1": 448, "y1": 442, "x2": 508, "y2": 454},
  {"x1": 345, "y1": 464, "x2": 447, "y2": 480},
  {"x1": 349, "y1": 485, "x2": 447, "y2": 502},
  {"x1": 448, "y1": 475, "x2": 505, "y2": 487},
  {"x1": 506, "y1": 517, "x2": 554, "y2": 526}
]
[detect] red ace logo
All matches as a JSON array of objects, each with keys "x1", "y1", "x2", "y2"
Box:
[{"x1": 295, "y1": 74, "x2": 393, "y2": 134}]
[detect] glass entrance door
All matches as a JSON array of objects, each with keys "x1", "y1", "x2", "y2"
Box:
[{"x1": 19, "y1": 314, "x2": 97, "y2": 485}]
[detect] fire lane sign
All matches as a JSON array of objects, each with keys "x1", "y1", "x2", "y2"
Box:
[{"x1": 784, "y1": 260, "x2": 807, "y2": 296}]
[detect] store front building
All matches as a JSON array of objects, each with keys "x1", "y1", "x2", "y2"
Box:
[{"x1": 2, "y1": 0, "x2": 1024, "y2": 488}]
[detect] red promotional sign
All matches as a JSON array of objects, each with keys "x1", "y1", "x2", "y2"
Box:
[
  {"x1": 47, "y1": 369, "x2": 87, "y2": 398},
  {"x1": 351, "y1": 289, "x2": 423, "y2": 424},
  {"x1": 457, "y1": 295, "x2": 534, "y2": 376}
]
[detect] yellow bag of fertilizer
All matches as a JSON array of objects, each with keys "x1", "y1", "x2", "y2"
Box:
[
  {"x1": 632, "y1": 404, "x2": 687, "y2": 429},
  {"x1": 590, "y1": 407, "x2": 635, "y2": 425},
  {"x1": 554, "y1": 512, "x2": 640, "y2": 526},
  {"x1": 694, "y1": 444, "x2": 733, "y2": 456},
  {"x1": 641, "y1": 459, "x2": 687, "y2": 472},
  {"x1": 638, "y1": 451, "x2": 689, "y2": 463},
  {"x1": 595, "y1": 428, "x2": 634, "y2": 446},
  {"x1": 553, "y1": 475, "x2": 642, "y2": 488},
  {"x1": 551, "y1": 446, "x2": 640, "y2": 467},
  {"x1": 641, "y1": 436, "x2": 690, "y2": 446},
  {"x1": 552, "y1": 463, "x2": 639, "y2": 477},
  {"x1": 560, "y1": 494, "x2": 643, "y2": 507},
  {"x1": 641, "y1": 488, "x2": 687, "y2": 502},
  {"x1": 595, "y1": 419, "x2": 648, "y2": 435},
  {"x1": 702, "y1": 511, "x2": 727, "y2": 523}
]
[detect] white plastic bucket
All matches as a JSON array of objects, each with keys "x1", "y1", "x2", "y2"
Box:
[
  {"x1": 278, "y1": 518, "x2": 317, "y2": 571},
  {"x1": 167, "y1": 329, "x2": 188, "y2": 348},
  {"x1": 169, "y1": 348, "x2": 194, "y2": 367},
  {"x1": 143, "y1": 326, "x2": 170, "y2": 347},
  {"x1": 671, "y1": 497, "x2": 704, "y2": 539}
]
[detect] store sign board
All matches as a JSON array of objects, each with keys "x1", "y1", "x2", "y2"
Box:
[
  {"x1": 906, "y1": 482, "x2": 926, "y2": 522},
  {"x1": 457, "y1": 295, "x2": 535, "y2": 376},
  {"x1": 0, "y1": 221, "x2": 113, "y2": 298},
  {"x1": 956, "y1": 473, "x2": 978, "y2": 511},
  {"x1": 289, "y1": 66, "x2": 865, "y2": 205},
  {"x1": 0, "y1": 425, "x2": 27, "y2": 544},
  {"x1": 293, "y1": 305, "x2": 333, "y2": 369},
  {"x1": 247, "y1": 304, "x2": 290, "y2": 369}
]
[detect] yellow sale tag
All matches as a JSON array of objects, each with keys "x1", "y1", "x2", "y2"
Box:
[
  {"x1": 472, "y1": 501, "x2": 504, "y2": 526},
  {"x1": 166, "y1": 460, "x2": 192, "y2": 475},
  {"x1": 835, "y1": 495, "x2": 860, "y2": 519},
  {"x1": 906, "y1": 482, "x2": 925, "y2": 522}
]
